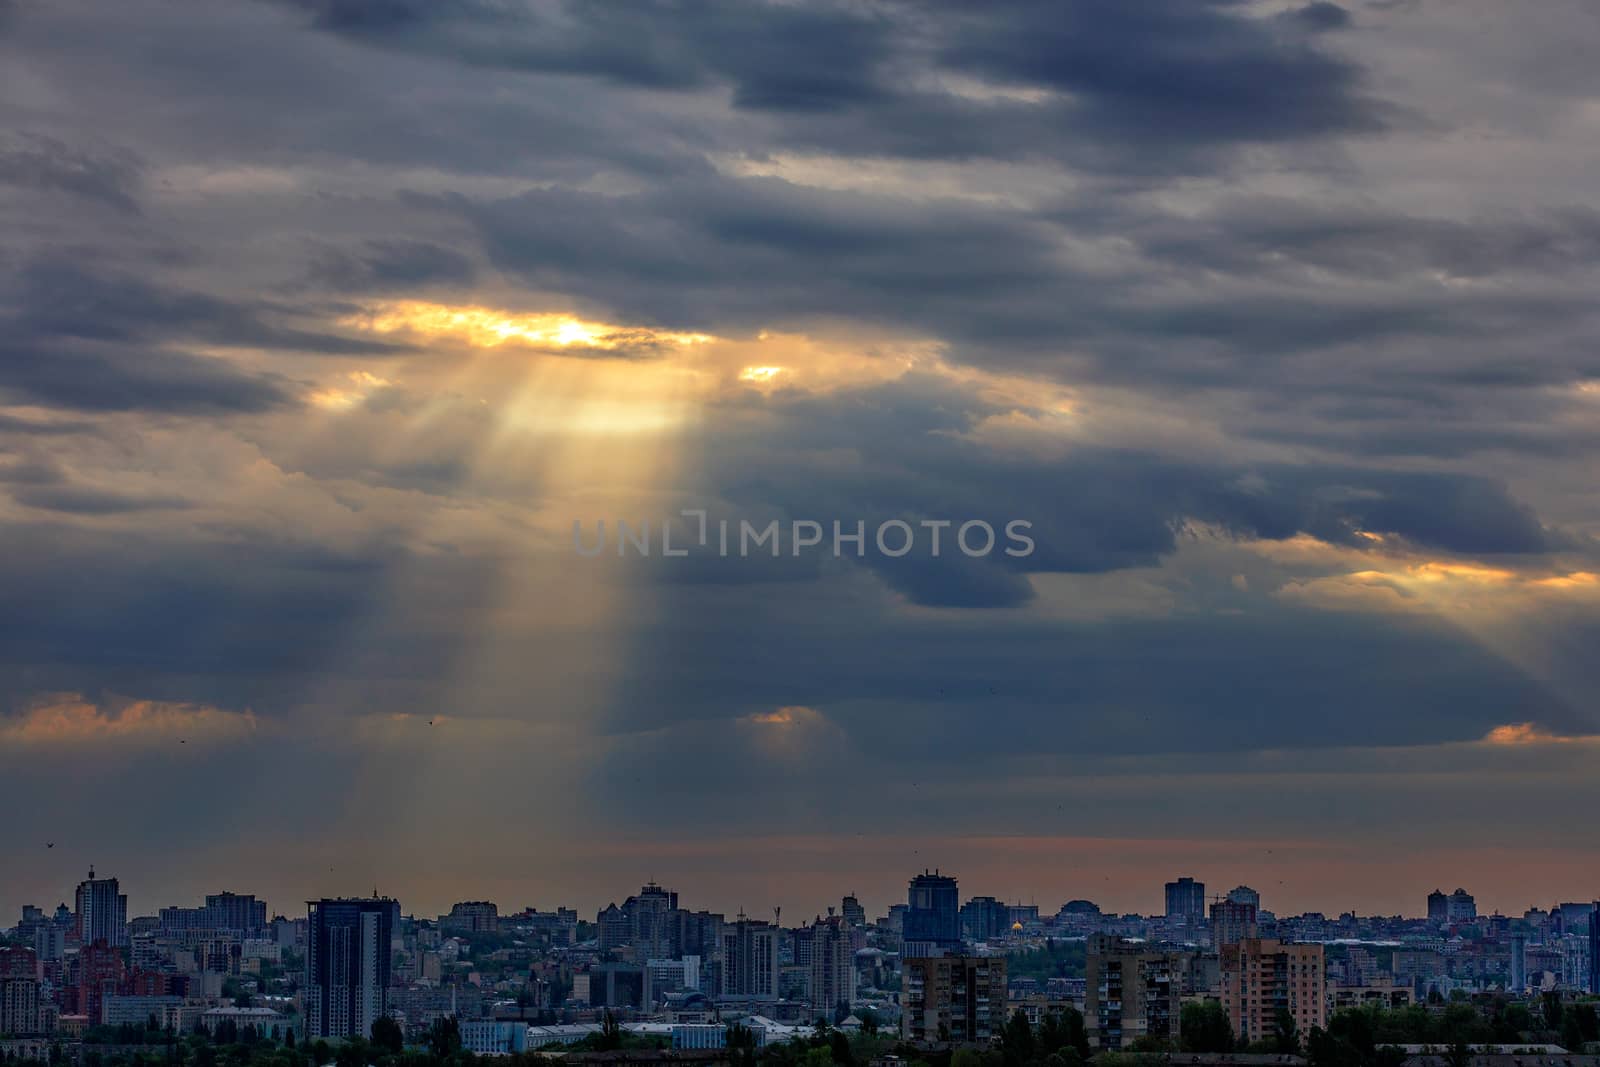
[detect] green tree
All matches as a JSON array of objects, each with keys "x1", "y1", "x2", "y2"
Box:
[
  {"x1": 802, "y1": 1047, "x2": 835, "y2": 1067},
  {"x1": 1039, "y1": 1007, "x2": 1090, "y2": 1060},
  {"x1": 1001, "y1": 1009, "x2": 1036, "y2": 1067},
  {"x1": 1273, "y1": 1008, "x2": 1301, "y2": 1054},
  {"x1": 427, "y1": 1015, "x2": 461, "y2": 1058},
  {"x1": 370, "y1": 1016, "x2": 404, "y2": 1055},
  {"x1": 596, "y1": 1011, "x2": 622, "y2": 1052},
  {"x1": 1180, "y1": 1002, "x2": 1235, "y2": 1054}
]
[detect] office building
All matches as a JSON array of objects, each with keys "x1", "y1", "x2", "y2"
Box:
[
  {"x1": 305, "y1": 897, "x2": 394, "y2": 1039},
  {"x1": 1447, "y1": 889, "x2": 1476, "y2": 923},
  {"x1": 905, "y1": 871, "x2": 961, "y2": 957},
  {"x1": 902, "y1": 956, "x2": 1006, "y2": 1044},
  {"x1": 1427, "y1": 890, "x2": 1449, "y2": 924},
  {"x1": 961, "y1": 896, "x2": 1011, "y2": 942},
  {"x1": 1219, "y1": 939, "x2": 1325, "y2": 1046},
  {"x1": 1165, "y1": 878, "x2": 1207, "y2": 925}
]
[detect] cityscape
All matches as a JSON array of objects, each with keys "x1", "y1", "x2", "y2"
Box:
[
  {"x1": 3, "y1": 867, "x2": 1600, "y2": 1066},
  {"x1": 5, "y1": 2, "x2": 1600, "y2": 1067}
]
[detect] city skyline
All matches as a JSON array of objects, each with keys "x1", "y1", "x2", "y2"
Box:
[
  {"x1": 5, "y1": 1, "x2": 1600, "y2": 932},
  {"x1": 7, "y1": 860, "x2": 1599, "y2": 932}
]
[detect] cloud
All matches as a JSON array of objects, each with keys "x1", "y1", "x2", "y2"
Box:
[
  {"x1": 1481, "y1": 722, "x2": 1593, "y2": 747},
  {"x1": 0, "y1": 132, "x2": 144, "y2": 213},
  {"x1": 0, "y1": 692, "x2": 259, "y2": 745}
]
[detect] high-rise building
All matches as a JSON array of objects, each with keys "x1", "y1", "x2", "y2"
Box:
[
  {"x1": 841, "y1": 895, "x2": 866, "y2": 929},
  {"x1": 1447, "y1": 889, "x2": 1476, "y2": 923},
  {"x1": 74, "y1": 869, "x2": 128, "y2": 948},
  {"x1": 1427, "y1": 890, "x2": 1449, "y2": 924},
  {"x1": 159, "y1": 892, "x2": 267, "y2": 938},
  {"x1": 1509, "y1": 933, "x2": 1527, "y2": 993},
  {"x1": 1219, "y1": 939, "x2": 1325, "y2": 1045},
  {"x1": 1225, "y1": 886, "x2": 1261, "y2": 908},
  {"x1": 0, "y1": 946, "x2": 42, "y2": 1036},
  {"x1": 905, "y1": 871, "x2": 961, "y2": 957},
  {"x1": 73, "y1": 939, "x2": 126, "y2": 1024},
  {"x1": 1085, "y1": 935, "x2": 1189, "y2": 1050},
  {"x1": 1588, "y1": 902, "x2": 1600, "y2": 995},
  {"x1": 595, "y1": 884, "x2": 679, "y2": 960},
  {"x1": 902, "y1": 956, "x2": 1006, "y2": 1044},
  {"x1": 440, "y1": 901, "x2": 498, "y2": 935},
  {"x1": 1211, "y1": 898, "x2": 1259, "y2": 946},
  {"x1": 719, "y1": 915, "x2": 779, "y2": 1001},
  {"x1": 808, "y1": 915, "x2": 857, "y2": 1017},
  {"x1": 305, "y1": 898, "x2": 394, "y2": 1039},
  {"x1": 1165, "y1": 878, "x2": 1207, "y2": 925},
  {"x1": 675, "y1": 909, "x2": 724, "y2": 960},
  {"x1": 960, "y1": 896, "x2": 1011, "y2": 942}
]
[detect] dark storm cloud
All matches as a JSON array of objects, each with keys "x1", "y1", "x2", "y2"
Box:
[
  {"x1": 275, "y1": 0, "x2": 1384, "y2": 163},
  {"x1": 12, "y1": 261, "x2": 405, "y2": 356},
  {"x1": 0, "y1": 132, "x2": 144, "y2": 214},
  {"x1": 303, "y1": 239, "x2": 477, "y2": 293},
  {"x1": 0, "y1": 519, "x2": 491, "y2": 713},
  {"x1": 9, "y1": 484, "x2": 191, "y2": 515},
  {"x1": 639, "y1": 376, "x2": 1565, "y2": 608},
  {"x1": 591, "y1": 586, "x2": 1572, "y2": 756},
  {"x1": 451, "y1": 174, "x2": 1600, "y2": 414},
  {"x1": 937, "y1": 0, "x2": 1378, "y2": 144},
  {"x1": 0, "y1": 334, "x2": 294, "y2": 414}
]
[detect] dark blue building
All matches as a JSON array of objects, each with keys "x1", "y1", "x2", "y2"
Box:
[{"x1": 904, "y1": 870, "x2": 961, "y2": 956}]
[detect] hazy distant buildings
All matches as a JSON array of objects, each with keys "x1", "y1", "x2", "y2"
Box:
[
  {"x1": 902, "y1": 955, "x2": 1006, "y2": 1044},
  {"x1": 597, "y1": 884, "x2": 679, "y2": 961},
  {"x1": 305, "y1": 898, "x2": 394, "y2": 1039},
  {"x1": 960, "y1": 896, "x2": 1011, "y2": 942},
  {"x1": 74, "y1": 870, "x2": 128, "y2": 948},
  {"x1": 1427, "y1": 888, "x2": 1476, "y2": 925},
  {"x1": 1211, "y1": 897, "x2": 1259, "y2": 946},
  {"x1": 840, "y1": 895, "x2": 866, "y2": 929},
  {"x1": 440, "y1": 901, "x2": 498, "y2": 935},
  {"x1": 159, "y1": 892, "x2": 267, "y2": 938},
  {"x1": 1220, "y1": 938, "x2": 1325, "y2": 1045},
  {"x1": 904, "y1": 871, "x2": 961, "y2": 957},
  {"x1": 1165, "y1": 878, "x2": 1206, "y2": 926}
]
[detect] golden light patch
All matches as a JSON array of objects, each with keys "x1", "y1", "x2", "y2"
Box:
[
  {"x1": 309, "y1": 370, "x2": 393, "y2": 410},
  {"x1": 744, "y1": 705, "x2": 822, "y2": 726},
  {"x1": 2, "y1": 692, "x2": 258, "y2": 745},
  {"x1": 1482, "y1": 722, "x2": 1586, "y2": 746},
  {"x1": 341, "y1": 300, "x2": 716, "y2": 352},
  {"x1": 738, "y1": 365, "x2": 785, "y2": 384}
]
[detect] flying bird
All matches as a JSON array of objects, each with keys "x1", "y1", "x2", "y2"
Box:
[{"x1": 46, "y1": 842, "x2": 54, "y2": 849}]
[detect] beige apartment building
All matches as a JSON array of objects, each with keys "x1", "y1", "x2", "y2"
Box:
[{"x1": 1219, "y1": 938, "x2": 1326, "y2": 1046}]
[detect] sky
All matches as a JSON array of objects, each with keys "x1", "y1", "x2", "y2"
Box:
[{"x1": 2, "y1": 0, "x2": 1600, "y2": 926}]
